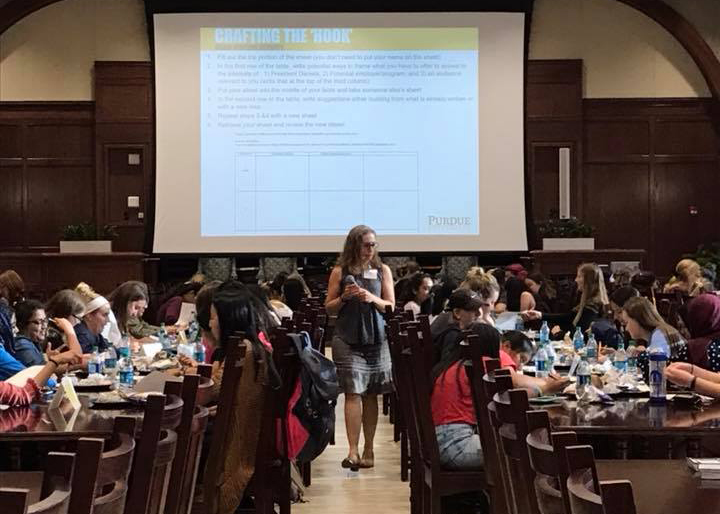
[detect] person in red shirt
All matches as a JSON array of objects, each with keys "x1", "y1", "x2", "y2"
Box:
[{"x1": 431, "y1": 323, "x2": 567, "y2": 469}]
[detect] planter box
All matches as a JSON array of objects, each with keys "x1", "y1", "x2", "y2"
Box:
[
  {"x1": 59, "y1": 240, "x2": 112, "y2": 253},
  {"x1": 542, "y1": 238, "x2": 595, "y2": 251}
]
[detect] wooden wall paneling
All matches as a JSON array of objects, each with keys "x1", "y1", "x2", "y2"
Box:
[
  {"x1": 25, "y1": 163, "x2": 95, "y2": 248},
  {"x1": 583, "y1": 98, "x2": 719, "y2": 272},
  {"x1": 0, "y1": 160, "x2": 24, "y2": 249},
  {"x1": 582, "y1": 163, "x2": 651, "y2": 254},
  {"x1": 653, "y1": 160, "x2": 720, "y2": 275},
  {"x1": 95, "y1": 62, "x2": 154, "y2": 253},
  {"x1": 0, "y1": 102, "x2": 94, "y2": 251},
  {"x1": 526, "y1": 60, "x2": 584, "y2": 245}
]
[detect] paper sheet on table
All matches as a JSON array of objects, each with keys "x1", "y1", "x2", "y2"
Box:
[
  {"x1": 134, "y1": 371, "x2": 181, "y2": 393},
  {"x1": 142, "y1": 342, "x2": 163, "y2": 359},
  {"x1": 177, "y1": 302, "x2": 196, "y2": 325},
  {"x1": 495, "y1": 311, "x2": 520, "y2": 331},
  {"x1": 6, "y1": 365, "x2": 45, "y2": 387}
]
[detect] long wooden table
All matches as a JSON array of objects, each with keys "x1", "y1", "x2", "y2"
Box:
[
  {"x1": 596, "y1": 460, "x2": 720, "y2": 514},
  {"x1": 544, "y1": 397, "x2": 720, "y2": 458}
]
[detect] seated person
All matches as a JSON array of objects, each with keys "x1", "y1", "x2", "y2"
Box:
[
  {"x1": 1, "y1": 317, "x2": 80, "y2": 381},
  {"x1": 282, "y1": 275, "x2": 309, "y2": 312},
  {"x1": 0, "y1": 348, "x2": 80, "y2": 407},
  {"x1": 500, "y1": 330, "x2": 534, "y2": 370},
  {"x1": 524, "y1": 263, "x2": 609, "y2": 337},
  {"x1": 0, "y1": 270, "x2": 25, "y2": 355},
  {"x1": 431, "y1": 323, "x2": 566, "y2": 469},
  {"x1": 609, "y1": 286, "x2": 640, "y2": 325},
  {"x1": 74, "y1": 282, "x2": 112, "y2": 353},
  {"x1": 431, "y1": 289, "x2": 481, "y2": 365},
  {"x1": 676, "y1": 293, "x2": 720, "y2": 372},
  {"x1": 622, "y1": 296, "x2": 684, "y2": 378},
  {"x1": 428, "y1": 279, "x2": 457, "y2": 324},
  {"x1": 523, "y1": 273, "x2": 556, "y2": 313},
  {"x1": 110, "y1": 281, "x2": 177, "y2": 341},
  {"x1": 12, "y1": 300, "x2": 48, "y2": 366},
  {"x1": 663, "y1": 259, "x2": 711, "y2": 297},
  {"x1": 264, "y1": 277, "x2": 293, "y2": 321},
  {"x1": 156, "y1": 281, "x2": 203, "y2": 325},
  {"x1": 666, "y1": 360, "x2": 720, "y2": 398},
  {"x1": 397, "y1": 272, "x2": 433, "y2": 318}
]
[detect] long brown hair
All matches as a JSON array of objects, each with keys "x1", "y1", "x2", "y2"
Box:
[
  {"x1": 623, "y1": 296, "x2": 682, "y2": 344},
  {"x1": 108, "y1": 281, "x2": 149, "y2": 332},
  {"x1": 0, "y1": 270, "x2": 25, "y2": 306},
  {"x1": 575, "y1": 263, "x2": 609, "y2": 325},
  {"x1": 336, "y1": 225, "x2": 382, "y2": 275}
]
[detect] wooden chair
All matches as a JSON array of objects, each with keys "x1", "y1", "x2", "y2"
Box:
[
  {"x1": 493, "y1": 386, "x2": 540, "y2": 514},
  {"x1": 69, "y1": 417, "x2": 137, "y2": 514},
  {"x1": 391, "y1": 330, "x2": 427, "y2": 514},
  {"x1": 251, "y1": 327, "x2": 301, "y2": 514},
  {"x1": 525, "y1": 410, "x2": 578, "y2": 514},
  {"x1": 203, "y1": 334, "x2": 247, "y2": 514},
  {"x1": 124, "y1": 394, "x2": 179, "y2": 514},
  {"x1": 163, "y1": 374, "x2": 210, "y2": 514},
  {"x1": 565, "y1": 446, "x2": 636, "y2": 514},
  {"x1": 483, "y1": 364, "x2": 516, "y2": 514},
  {"x1": 404, "y1": 325, "x2": 489, "y2": 514},
  {"x1": 463, "y1": 346, "x2": 511, "y2": 514},
  {"x1": 1, "y1": 452, "x2": 75, "y2": 514}
]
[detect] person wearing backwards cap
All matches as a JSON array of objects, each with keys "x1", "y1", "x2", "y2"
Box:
[
  {"x1": 431, "y1": 289, "x2": 483, "y2": 366},
  {"x1": 73, "y1": 282, "x2": 111, "y2": 353}
]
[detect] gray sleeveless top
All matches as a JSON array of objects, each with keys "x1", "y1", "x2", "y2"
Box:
[{"x1": 334, "y1": 267, "x2": 386, "y2": 347}]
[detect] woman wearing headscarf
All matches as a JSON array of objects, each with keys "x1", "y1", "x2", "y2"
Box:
[{"x1": 681, "y1": 294, "x2": 720, "y2": 371}]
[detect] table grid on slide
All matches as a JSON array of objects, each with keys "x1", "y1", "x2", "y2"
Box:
[{"x1": 234, "y1": 151, "x2": 419, "y2": 234}]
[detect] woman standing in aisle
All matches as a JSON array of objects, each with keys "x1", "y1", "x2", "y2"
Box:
[{"x1": 325, "y1": 225, "x2": 395, "y2": 471}]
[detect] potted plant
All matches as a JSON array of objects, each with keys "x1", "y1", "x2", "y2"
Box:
[
  {"x1": 59, "y1": 222, "x2": 118, "y2": 253},
  {"x1": 536, "y1": 216, "x2": 596, "y2": 250}
]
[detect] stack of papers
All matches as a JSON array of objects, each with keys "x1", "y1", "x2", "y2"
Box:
[{"x1": 688, "y1": 458, "x2": 720, "y2": 479}]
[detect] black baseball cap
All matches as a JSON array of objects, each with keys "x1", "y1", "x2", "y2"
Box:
[{"x1": 447, "y1": 289, "x2": 483, "y2": 311}]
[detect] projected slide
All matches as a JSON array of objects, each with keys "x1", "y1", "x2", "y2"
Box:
[{"x1": 200, "y1": 27, "x2": 478, "y2": 237}]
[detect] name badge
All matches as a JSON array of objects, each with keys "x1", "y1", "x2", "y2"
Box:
[{"x1": 363, "y1": 269, "x2": 378, "y2": 280}]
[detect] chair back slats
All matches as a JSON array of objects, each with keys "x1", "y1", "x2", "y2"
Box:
[
  {"x1": 32, "y1": 452, "x2": 75, "y2": 514},
  {"x1": 463, "y1": 339, "x2": 514, "y2": 514},
  {"x1": 493, "y1": 387, "x2": 540, "y2": 514},
  {"x1": 124, "y1": 394, "x2": 178, "y2": 514},
  {"x1": 566, "y1": 445, "x2": 637, "y2": 514},
  {"x1": 406, "y1": 326, "x2": 441, "y2": 466},
  {"x1": 202, "y1": 334, "x2": 247, "y2": 514},
  {"x1": 0, "y1": 488, "x2": 30, "y2": 514},
  {"x1": 68, "y1": 438, "x2": 103, "y2": 514},
  {"x1": 164, "y1": 374, "x2": 203, "y2": 514},
  {"x1": 525, "y1": 410, "x2": 577, "y2": 514}
]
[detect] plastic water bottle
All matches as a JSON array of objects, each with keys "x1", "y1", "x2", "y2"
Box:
[
  {"x1": 648, "y1": 347, "x2": 668, "y2": 403},
  {"x1": 586, "y1": 334, "x2": 598, "y2": 364},
  {"x1": 515, "y1": 315, "x2": 525, "y2": 332},
  {"x1": 88, "y1": 346, "x2": 102, "y2": 374},
  {"x1": 627, "y1": 340, "x2": 638, "y2": 375},
  {"x1": 573, "y1": 327, "x2": 585, "y2": 352},
  {"x1": 535, "y1": 344, "x2": 548, "y2": 379},
  {"x1": 613, "y1": 342, "x2": 627, "y2": 373},
  {"x1": 194, "y1": 341, "x2": 206, "y2": 364},
  {"x1": 540, "y1": 321, "x2": 550, "y2": 345},
  {"x1": 158, "y1": 329, "x2": 170, "y2": 350},
  {"x1": 104, "y1": 347, "x2": 118, "y2": 382},
  {"x1": 117, "y1": 335, "x2": 130, "y2": 359},
  {"x1": 576, "y1": 355, "x2": 591, "y2": 398},
  {"x1": 119, "y1": 358, "x2": 134, "y2": 388}
]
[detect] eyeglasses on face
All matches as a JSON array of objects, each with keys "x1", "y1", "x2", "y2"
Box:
[
  {"x1": 362, "y1": 242, "x2": 378, "y2": 249},
  {"x1": 29, "y1": 318, "x2": 48, "y2": 326}
]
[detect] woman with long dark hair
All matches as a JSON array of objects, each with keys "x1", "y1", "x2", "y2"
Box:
[{"x1": 325, "y1": 225, "x2": 394, "y2": 471}]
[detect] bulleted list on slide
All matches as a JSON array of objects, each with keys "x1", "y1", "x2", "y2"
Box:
[{"x1": 200, "y1": 27, "x2": 479, "y2": 237}]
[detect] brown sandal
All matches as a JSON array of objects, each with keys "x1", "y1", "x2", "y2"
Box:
[{"x1": 359, "y1": 450, "x2": 374, "y2": 469}]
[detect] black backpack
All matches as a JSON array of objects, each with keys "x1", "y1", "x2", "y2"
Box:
[{"x1": 287, "y1": 331, "x2": 339, "y2": 463}]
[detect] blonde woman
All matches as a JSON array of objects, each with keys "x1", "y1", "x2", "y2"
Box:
[
  {"x1": 462, "y1": 268, "x2": 500, "y2": 327},
  {"x1": 524, "y1": 263, "x2": 609, "y2": 335},
  {"x1": 325, "y1": 225, "x2": 394, "y2": 471},
  {"x1": 663, "y1": 259, "x2": 711, "y2": 297},
  {"x1": 74, "y1": 282, "x2": 112, "y2": 353}
]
